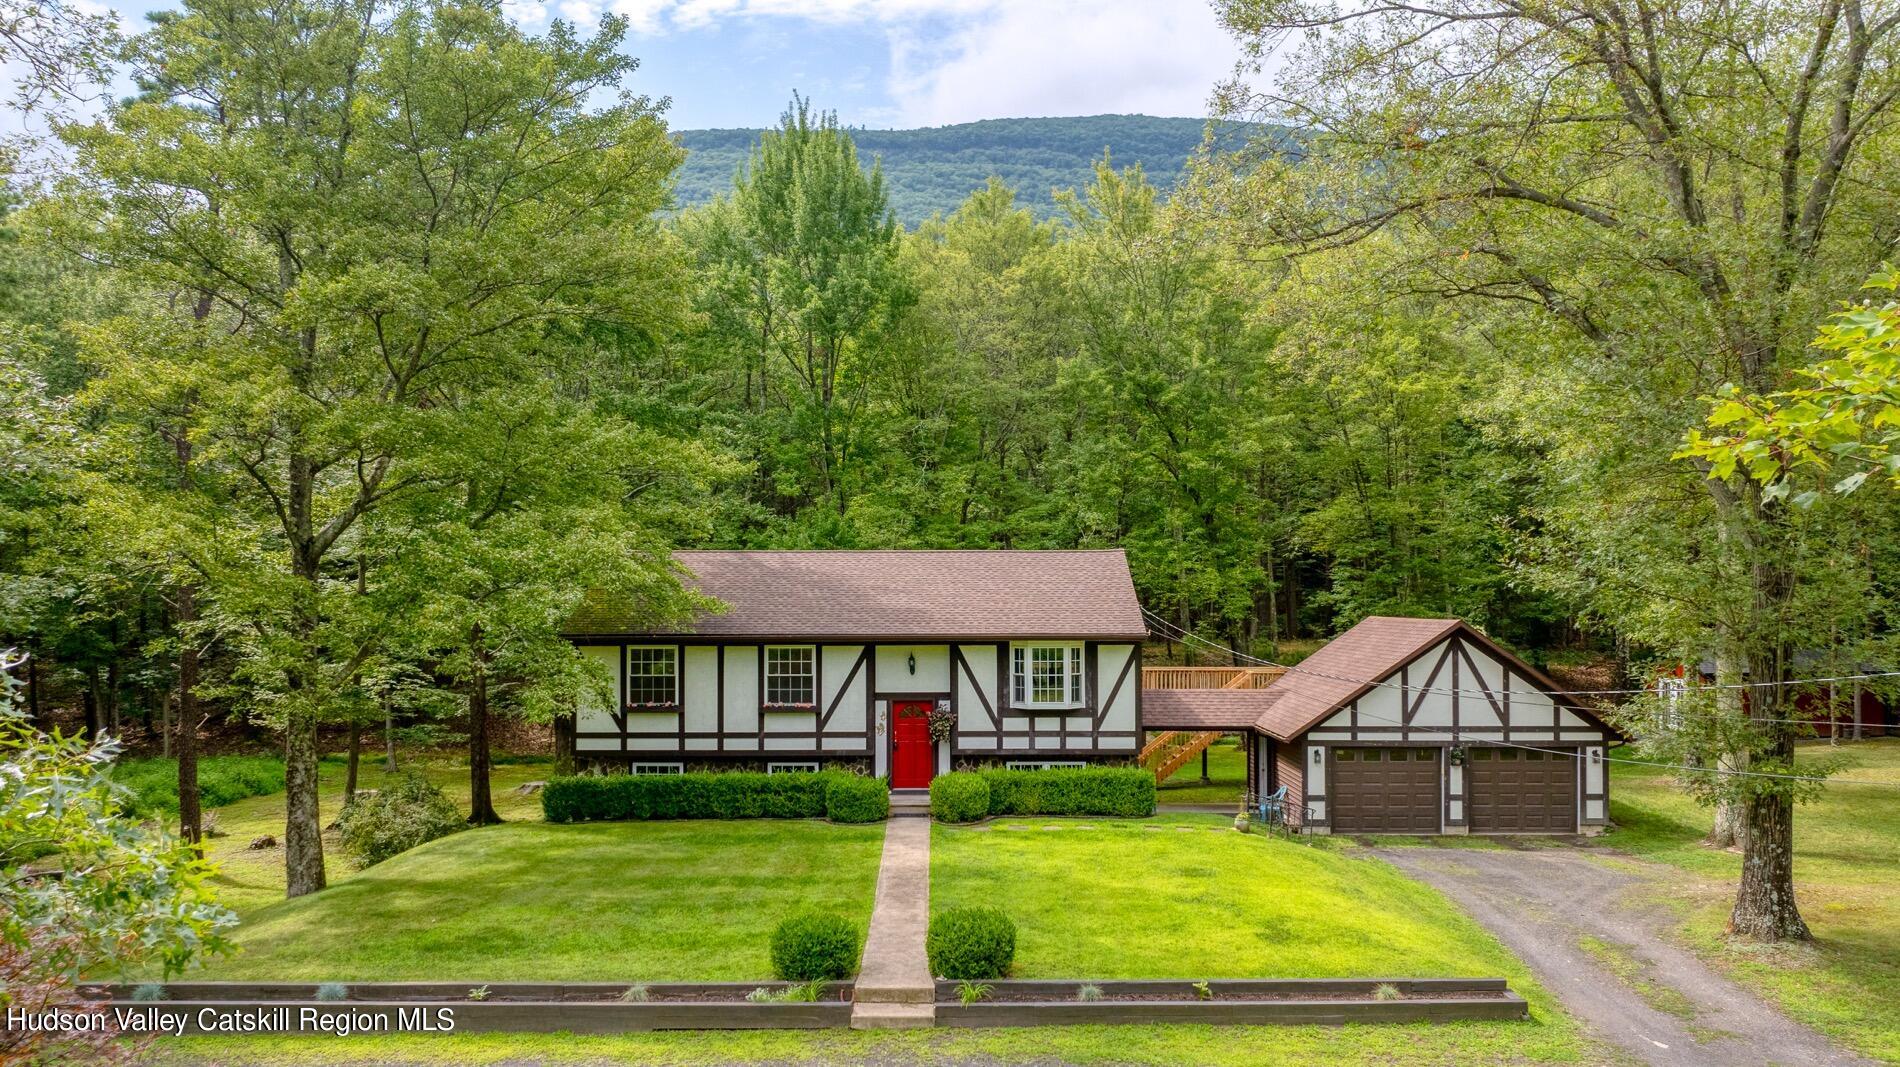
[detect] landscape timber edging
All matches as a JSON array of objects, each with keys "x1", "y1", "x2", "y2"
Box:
[
  {"x1": 931, "y1": 978, "x2": 1529, "y2": 1028},
  {"x1": 93, "y1": 982, "x2": 852, "y2": 1033}
]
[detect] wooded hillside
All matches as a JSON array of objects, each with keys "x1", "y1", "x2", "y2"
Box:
[{"x1": 674, "y1": 114, "x2": 1272, "y2": 226}]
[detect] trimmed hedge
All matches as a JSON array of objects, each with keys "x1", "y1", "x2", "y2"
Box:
[
  {"x1": 824, "y1": 775, "x2": 890, "y2": 823},
  {"x1": 930, "y1": 772, "x2": 990, "y2": 822},
  {"x1": 770, "y1": 911, "x2": 861, "y2": 981},
  {"x1": 927, "y1": 906, "x2": 1016, "y2": 980},
  {"x1": 542, "y1": 771, "x2": 890, "y2": 823},
  {"x1": 978, "y1": 767, "x2": 1154, "y2": 817}
]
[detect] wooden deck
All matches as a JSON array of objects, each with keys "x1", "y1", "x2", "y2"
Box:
[{"x1": 1141, "y1": 666, "x2": 1286, "y2": 690}]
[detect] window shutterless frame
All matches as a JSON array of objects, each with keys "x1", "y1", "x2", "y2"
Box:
[
  {"x1": 763, "y1": 645, "x2": 817, "y2": 708},
  {"x1": 625, "y1": 645, "x2": 680, "y2": 709}
]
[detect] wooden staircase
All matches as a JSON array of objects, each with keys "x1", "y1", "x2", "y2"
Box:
[{"x1": 1147, "y1": 731, "x2": 1226, "y2": 784}]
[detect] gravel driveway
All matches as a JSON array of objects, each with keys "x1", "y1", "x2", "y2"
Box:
[{"x1": 1376, "y1": 845, "x2": 1871, "y2": 1067}]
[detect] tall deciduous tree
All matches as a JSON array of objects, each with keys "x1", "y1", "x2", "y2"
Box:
[
  {"x1": 1211, "y1": 0, "x2": 1900, "y2": 939},
  {"x1": 48, "y1": 0, "x2": 690, "y2": 897}
]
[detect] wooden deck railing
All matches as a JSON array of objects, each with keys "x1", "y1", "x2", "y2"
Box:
[{"x1": 1141, "y1": 666, "x2": 1286, "y2": 690}]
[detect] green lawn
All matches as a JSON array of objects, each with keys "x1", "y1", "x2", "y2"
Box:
[
  {"x1": 196, "y1": 819, "x2": 884, "y2": 982},
  {"x1": 1149, "y1": 735, "x2": 1247, "y2": 806},
  {"x1": 198, "y1": 754, "x2": 551, "y2": 915},
  {"x1": 1604, "y1": 737, "x2": 1900, "y2": 1063}
]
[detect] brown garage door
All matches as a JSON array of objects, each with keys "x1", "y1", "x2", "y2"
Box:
[
  {"x1": 1467, "y1": 747, "x2": 1576, "y2": 832},
  {"x1": 1330, "y1": 747, "x2": 1439, "y2": 834}
]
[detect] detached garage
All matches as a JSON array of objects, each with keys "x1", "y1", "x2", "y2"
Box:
[{"x1": 1145, "y1": 617, "x2": 1621, "y2": 836}]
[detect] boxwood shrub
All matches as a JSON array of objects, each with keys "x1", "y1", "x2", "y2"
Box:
[
  {"x1": 770, "y1": 911, "x2": 861, "y2": 981},
  {"x1": 978, "y1": 767, "x2": 1154, "y2": 817},
  {"x1": 824, "y1": 774, "x2": 889, "y2": 823},
  {"x1": 926, "y1": 906, "x2": 1015, "y2": 980},
  {"x1": 542, "y1": 771, "x2": 843, "y2": 822},
  {"x1": 929, "y1": 772, "x2": 989, "y2": 822}
]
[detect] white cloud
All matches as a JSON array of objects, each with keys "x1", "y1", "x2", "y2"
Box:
[
  {"x1": 590, "y1": 0, "x2": 1238, "y2": 125},
  {"x1": 887, "y1": 0, "x2": 1237, "y2": 126}
]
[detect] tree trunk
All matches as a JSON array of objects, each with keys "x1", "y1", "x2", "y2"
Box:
[
  {"x1": 1708, "y1": 652, "x2": 1747, "y2": 850},
  {"x1": 1727, "y1": 549, "x2": 1810, "y2": 941},
  {"x1": 553, "y1": 712, "x2": 576, "y2": 776},
  {"x1": 344, "y1": 719, "x2": 361, "y2": 806},
  {"x1": 467, "y1": 624, "x2": 501, "y2": 826},
  {"x1": 26, "y1": 653, "x2": 43, "y2": 729},
  {"x1": 83, "y1": 665, "x2": 102, "y2": 738},
  {"x1": 383, "y1": 694, "x2": 397, "y2": 774},
  {"x1": 176, "y1": 585, "x2": 202, "y2": 846},
  {"x1": 282, "y1": 538, "x2": 327, "y2": 899}
]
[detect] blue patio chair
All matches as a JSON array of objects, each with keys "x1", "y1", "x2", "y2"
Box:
[{"x1": 1253, "y1": 786, "x2": 1289, "y2": 836}]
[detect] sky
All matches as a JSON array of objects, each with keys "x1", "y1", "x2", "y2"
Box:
[{"x1": 25, "y1": 0, "x2": 1245, "y2": 132}]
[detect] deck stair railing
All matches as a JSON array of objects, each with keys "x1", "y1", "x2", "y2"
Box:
[
  {"x1": 1148, "y1": 731, "x2": 1225, "y2": 784},
  {"x1": 1141, "y1": 666, "x2": 1286, "y2": 690}
]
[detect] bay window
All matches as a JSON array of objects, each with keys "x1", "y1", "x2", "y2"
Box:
[{"x1": 1011, "y1": 642, "x2": 1085, "y2": 709}]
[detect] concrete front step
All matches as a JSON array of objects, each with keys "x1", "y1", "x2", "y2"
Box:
[
  {"x1": 853, "y1": 979, "x2": 935, "y2": 1005},
  {"x1": 850, "y1": 1001, "x2": 936, "y2": 1029}
]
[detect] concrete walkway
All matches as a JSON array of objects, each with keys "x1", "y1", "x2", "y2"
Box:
[{"x1": 851, "y1": 818, "x2": 936, "y2": 1029}]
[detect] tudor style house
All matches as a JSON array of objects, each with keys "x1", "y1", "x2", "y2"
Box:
[
  {"x1": 558, "y1": 550, "x2": 1147, "y2": 788},
  {"x1": 1143, "y1": 617, "x2": 1621, "y2": 835}
]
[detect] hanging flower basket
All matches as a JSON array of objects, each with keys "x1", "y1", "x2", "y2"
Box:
[{"x1": 928, "y1": 705, "x2": 956, "y2": 743}]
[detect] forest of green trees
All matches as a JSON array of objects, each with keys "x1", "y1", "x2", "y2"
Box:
[
  {"x1": 4, "y1": 0, "x2": 1900, "y2": 944},
  {"x1": 673, "y1": 114, "x2": 1271, "y2": 226}
]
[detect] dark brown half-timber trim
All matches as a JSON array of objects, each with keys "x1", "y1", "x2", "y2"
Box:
[
  {"x1": 819, "y1": 647, "x2": 868, "y2": 731},
  {"x1": 953, "y1": 645, "x2": 999, "y2": 727}
]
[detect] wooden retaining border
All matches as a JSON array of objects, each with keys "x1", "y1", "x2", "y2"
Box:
[
  {"x1": 932, "y1": 978, "x2": 1527, "y2": 1028},
  {"x1": 91, "y1": 982, "x2": 852, "y2": 1033},
  {"x1": 90, "y1": 978, "x2": 1524, "y2": 1032}
]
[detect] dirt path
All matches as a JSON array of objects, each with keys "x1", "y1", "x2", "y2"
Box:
[{"x1": 1376, "y1": 846, "x2": 1870, "y2": 1067}]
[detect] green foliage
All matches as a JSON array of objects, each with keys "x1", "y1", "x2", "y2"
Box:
[
  {"x1": 674, "y1": 116, "x2": 1278, "y2": 227},
  {"x1": 926, "y1": 906, "x2": 1016, "y2": 980},
  {"x1": 977, "y1": 767, "x2": 1155, "y2": 818},
  {"x1": 1682, "y1": 270, "x2": 1900, "y2": 502},
  {"x1": 768, "y1": 911, "x2": 860, "y2": 982},
  {"x1": 957, "y1": 979, "x2": 994, "y2": 1005},
  {"x1": 334, "y1": 774, "x2": 465, "y2": 867},
  {"x1": 541, "y1": 772, "x2": 839, "y2": 822},
  {"x1": 822, "y1": 774, "x2": 889, "y2": 823},
  {"x1": 315, "y1": 982, "x2": 347, "y2": 1002},
  {"x1": 0, "y1": 650, "x2": 233, "y2": 1014},
  {"x1": 929, "y1": 772, "x2": 990, "y2": 823},
  {"x1": 112, "y1": 756, "x2": 285, "y2": 816}
]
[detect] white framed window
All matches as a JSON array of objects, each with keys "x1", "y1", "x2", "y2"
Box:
[
  {"x1": 1005, "y1": 761, "x2": 1087, "y2": 771},
  {"x1": 630, "y1": 762, "x2": 682, "y2": 776},
  {"x1": 768, "y1": 761, "x2": 820, "y2": 774},
  {"x1": 626, "y1": 646, "x2": 678, "y2": 708},
  {"x1": 765, "y1": 645, "x2": 817, "y2": 708},
  {"x1": 1010, "y1": 643, "x2": 1085, "y2": 708}
]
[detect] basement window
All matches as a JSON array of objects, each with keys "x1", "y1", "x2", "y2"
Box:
[
  {"x1": 1005, "y1": 761, "x2": 1087, "y2": 771},
  {"x1": 768, "y1": 762, "x2": 820, "y2": 774},
  {"x1": 630, "y1": 763, "x2": 682, "y2": 776},
  {"x1": 1011, "y1": 643, "x2": 1084, "y2": 709}
]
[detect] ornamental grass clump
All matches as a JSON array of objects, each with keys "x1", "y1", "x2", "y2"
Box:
[
  {"x1": 769, "y1": 911, "x2": 860, "y2": 982},
  {"x1": 926, "y1": 906, "x2": 1015, "y2": 980},
  {"x1": 929, "y1": 772, "x2": 989, "y2": 822},
  {"x1": 335, "y1": 773, "x2": 464, "y2": 867}
]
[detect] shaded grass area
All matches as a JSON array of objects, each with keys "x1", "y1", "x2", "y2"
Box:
[
  {"x1": 113, "y1": 755, "x2": 287, "y2": 816},
  {"x1": 196, "y1": 756, "x2": 549, "y2": 916},
  {"x1": 155, "y1": 1017, "x2": 1598, "y2": 1066},
  {"x1": 1605, "y1": 738, "x2": 1900, "y2": 1063},
  {"x1": 196, "y1": 819, "x2": 883, "y2": 982},
  {"x1": 1148, "y1": 735, "x2": 1247, "y2": 806}
]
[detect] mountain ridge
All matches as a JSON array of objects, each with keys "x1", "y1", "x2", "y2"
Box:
[{"x1": 672, "y1": 114, "x2": 1263, "y2": 226}]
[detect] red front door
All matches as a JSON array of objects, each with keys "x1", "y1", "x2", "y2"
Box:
[{"x1": 891, "y1": 701, "x2": 935, "y2": 789}]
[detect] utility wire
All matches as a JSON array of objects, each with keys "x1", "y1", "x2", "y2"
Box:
[{"x1": 1141, "y1": 609, "x2": 1900, "y2": 708}]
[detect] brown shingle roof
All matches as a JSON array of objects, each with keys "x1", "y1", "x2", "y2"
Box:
[
  {"x1": 1252, "y1": 616, "x2": 1461, "y2": 740},
  {"x1": 1142, "y1": 689, "x2": 1284, "y2": 730},
  {"x1": 563, "y1": 549, "x2": 1148, "y2": 640}
]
